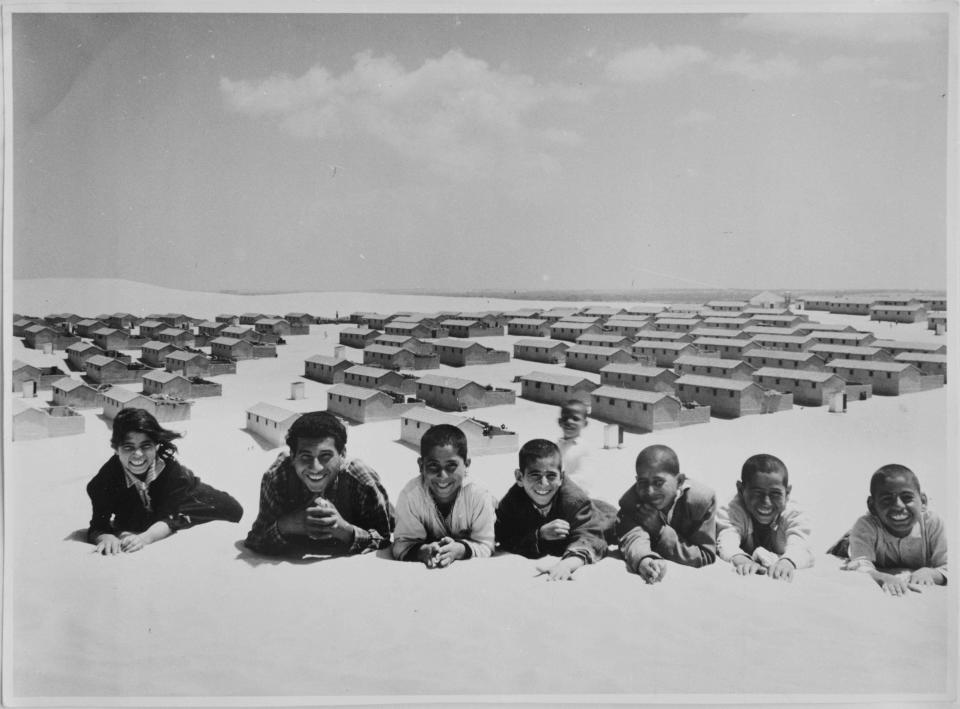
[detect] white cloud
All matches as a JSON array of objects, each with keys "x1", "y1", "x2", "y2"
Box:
[
  {"x1": 604, "y1": 44, "x2": 709, "y2": 83},
  {"x1": 676, "y1": 109, "x2": 715, "y2": 125},
  {"x1": 819, "y1": 54, "x2": 889, "y2": 73},
  {"x1": 220, "y1": 50, "x2": 587, "y2": 180},
  {"x1": 714, "y1": 51, "x2": 801, "y2": 81},
  {"x1": 730, "y1": 13, "x2": 941, "y2": 44}
]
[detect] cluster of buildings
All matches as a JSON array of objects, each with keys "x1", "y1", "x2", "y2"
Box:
[{"x1": 10, "y1": 310, "x2": 318, "y2": 440}]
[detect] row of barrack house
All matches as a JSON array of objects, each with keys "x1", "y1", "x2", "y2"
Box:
[
  {"x1": 10, "y1": 311, "x2": 321, "y2": 440},
  {"x1": 293, "y1": 292, "x2": 948, "y2": 448}
]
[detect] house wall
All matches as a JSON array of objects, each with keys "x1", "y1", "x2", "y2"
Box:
[{"x1": 520, "y1": 379, "x2": 596, "y2": 406}]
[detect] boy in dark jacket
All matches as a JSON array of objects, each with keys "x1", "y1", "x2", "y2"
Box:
[{"x1": 495, "y1": 438, "x2": 616, "y2": 581}]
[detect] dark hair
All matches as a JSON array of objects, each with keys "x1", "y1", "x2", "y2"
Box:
[
  {"x1": 635, "y1": 444, "x2": 680, "y2": 477},
  {"x1": 741, "y1": 454, "x2": 789, "y2": 486},
  {"x1": 286, "y1": 411, "x2": 347, "y2": 454},
  {"x1": 111, "y1": 408, "x2": 182, "y2": 460},
  {"x1": 518, "y1": 438, "x2": 562, "y2": 472},
  {"x1": 559, "y1": 399, "x2": 588, "y2": 416},
  {"x1": 870, "y1": 464, "x2": 921, "y2": 497},
  {"x1": 420, "y1": 424, "x2": 468, "y2": 460}
]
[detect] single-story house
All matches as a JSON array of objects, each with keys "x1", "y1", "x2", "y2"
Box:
[
  {"x1": 894, "y1": 352, "x2": 947, "y2": 382},
  {"x1": 239, "y1": 312, "x2": 270, "y2": 325},
  {"x1": 673, "y1": 355, "x2": 756, "y2": 381},
  {"x1": 869, "y1": 304, "x2": 927, "y2": 323},
  {"x1": 743, "y1": 349, "x2": 827, "y2": 372},
  {"x1": 441, "y1": 318, "x2": 504, "y2": 338},
  {"x1": 624, "y1": 304, "x2": 667, "y2": 317},
  {"x1": 102, "y1": 391, "x2": 192, "y2": 422},
  {"x1": 808, "y1": 344, "x2": 892, "y2": 362},
  {"x1": 740, "y1": 326, "x2": 803, "y2": 338},
  {"x1": 158, "y1": 313, "x2": 196, "y2": 328},
  {"x1": 828, "y1": 298, "x2": 875, "y2": 316},
  {"x1": 826, "y1": 359, "x2": 940, "y2": 396},
  {"x1": 575, "y1": 333, "x2": 634, "y2": 349},
  {"x1": 156, "y1": 328, "x2": 196, "y2": 348},
  {"x1": 631, "y1": 340, "x2": 699, "y2": 367},
  {"x1": 326, "y1": 383, "x2": 424, "y2": 423},
  {"x1": 136, "y1": 320, "x2": 167, "y2": 339},
  {"x1": 590, "y1": 385, "x2": 710, "y2": 433},
  {"x1": 164, "y1": 350, "x2": 215, "y2": 377},
  {"x1": 549, "y1": 321, "x2": 605, "y2": 342},
  {"x1": 513, "y1": 339, "x2": 569, "y2": 365},
  {"x1": 245, "y1": 402, "x2": 300, "y2": 448},
  {"x1": 140, "y1": 341, "x2": 182, "y2": 368},
  {"x1": 23, "y1": 325, "x2": 79, "y2": 351},
  {"x1": 752, "y1": 367, "x2": 847, "y2": 407},
  {"x1": 633, "y1": 329, "x2": 693, "y2": 343},
  {"x1": 519, "y1": 371, "x2": 599, "y2": 406},
  {"x1": 564, "y1": 345, "x2": 635, "y2": 373},
  {"x1": 142, "y1": 371, "x2": 194, "y2": 398},
  {"x1": 221, "y1": 325, "x2": 260, "y2": 342},
  {"x1": 256, "y1": 318, "x2": 307, "y2": 336},
  {"x1": 700, "y1": 317, "x2": 752, "y2": 331},
  {"x1": 507, "y1": 318, "x2": 552, "y2": 337},
  {"x1": 652, "y1": 318, "x2": 702, "y2": 333},
  {"x1": 197, "y1": 321, "x2": 229, "y2": 339},
  {"x1": 747, "y1": 334, "x2": 817, "y2": 352},
  {"x1": 215, "y1": 314, "x2": 240, "y2": 325},
  {"x1": 705, "y1": 301, "x2": 748, "y2": 313},
  {"x1": 372, "y1": 334, "x2": 436, "y2": 356},
  {"x1": 748, "y1": 314, "x2": 808, "y2": 327},
  {"x1": 871, "y1": 340, "x2": 947, "y2": 357},
  {"x1": 603, "y1": 317, "x2": 651, "y2": 337},
  {"x1": 599, "y1": 363, "x2": 678, "y2": 393},
  {"x1": 12, "y1": 360, "x2": 69, "y2": 392},
  {"x1": 399, "y1": 408, "x2": 518, "y2": 456},
  {"x1": 432, "y1": 339, "x2": 511, "y2": 367},
  {"x1": 344, "y1": 365, "x2": 419, "y2": 396},
  {"x1": 363, "y1": 344, "x2": 440, "y2": 370},
  {"x1": 210, "y1": 337, "x2": 255, "y2": 361},
  {"x1": 928, "y1": 311, "x2": 947, "y2": 333},
  {"x1": 748, "y1": 291, "x2": 787, "y2": 309},
  {"x1": 51, "y1": 377, "x2": 102, "y2": 409},
  {"x1": 84, "y1": 355, "x2": 150, "y2": 385},
  {"x1": 674, "y1": 375, "x2": 792, "y2": 418},
  {"x1": 692, "y1": 337, "x2": 757, "y2": 360},
  {"x1": 285, "y1": 312, "x2": 315, "y2": 326},
  {"x1": 384, "y1": 321, "x2": 447, "y2": 339},
  {"x1": 415, "y1": 374, "x2": 516, "y2": 411},
  {"x1": 304, "y1": 355, "x2": 354, "y2": 384},
  {"x1": 807, "y1": 330, "x2": 877, "y2": 347},
  {"x1": 340, "y1": 327, "x2": 382, "y2": 349}
]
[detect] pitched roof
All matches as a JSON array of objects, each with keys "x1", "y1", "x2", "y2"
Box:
[
  {"x1": 592, "y1": 385, "x2": 675, "y2": 404},
  {"x1": 521, "y1": 371, "x2": 597, "y2": 386},
  {"x1": 675, "y1": 375, "x2": 758, "y2": 391},
  {"x1": 753, "y1": 367, "x2": 840, "y2": 383},
  {"x1": 246, "y1": 402, "x2": 299, "y2": 422}
]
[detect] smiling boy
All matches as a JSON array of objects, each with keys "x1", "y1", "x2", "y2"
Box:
[
  {"x1": 716, "y1": 454, "x2": 813, "y2": 581},
  {"x1": 392, "y1": 424, "x2": 496, "y2": 568},
  {"x1": 842, "y1": 464, "x2": 947, "y2": 596},
  {"x1": 615, "y1": 444, "x2": 717, "y2": 583},
  {"x1": 495, "y1": 439, "x2": 616, "y2": 581},
  {"x1": 244, "y1": 411, "x2": 395, "y2": 556},
  {"x1": 556, "y1": 400, "x2": 598, "y2": 495}
]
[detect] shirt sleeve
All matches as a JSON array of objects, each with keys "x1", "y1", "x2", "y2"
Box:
[
  {"x1": 846, "y1": 515, "x2": 880, "y2": 572},
  {"x1": 495, "y1": 492, "x2": 543, "y2": 558},
  {"x1": 244, "y1": 464, "x2": 293, "y2": 556},
  {"x1": 86, "y1": 467, "x2": 117, "y2": 543},
  {"x1": 346, "y1": 474, "x2": 395, "y2": 554},
  {"x1": 562, "y1": 497, "x2": 610, "y2": 565},
  {"x1": 616, "y1": 497, "x2": 657, "y2": 573},
  {"x1": 716, "y1": 499, "x2": 750, "y2": 563},
  {"x1": 392, "y1": 486, "x2": 430, "y2": 561},
  {"x1": 926, "y1": 512, "x2": 948, "y2": 579},
  {"x1": 780, "y1": 507, "x2": 815, "y2": 570},
  {"x1": 652, "y1": 491, "x2": 717, "y2": 568},
  {"x1": 458, "y1": 489, "x2": 496, "y2": 559}
]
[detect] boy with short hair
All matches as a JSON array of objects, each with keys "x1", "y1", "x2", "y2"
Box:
[
  {"x1": 495, "y1": 438, "x2": 617, "y2": 581},
  {"x1": 837, "y1": 464, "x2": 947, "y2": 596},
  {"x1": 244, "y1": 411, "x2": 395, "y2": 557},
  {"x1": 392, "y1": 424, "x2": 496, "y2": 568},
  {"x1": 716, "y1": 453, "x2": 813, "y2": 582},
  {"x1": 556, "y1": 400, "x2": 598, "y2": 495},
  {"x1": 616, "y1": 444, "x2": 717, "y2": 584}
]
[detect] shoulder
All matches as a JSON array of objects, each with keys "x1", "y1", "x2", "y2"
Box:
[
  {"x1": 719, "y1": 494, "x2": 748, "y2": 519},
  {"x1": 261, "y1": 453, "x2": 291, "y2": 482},
  {"x1": 850, "y1": 513, "x2": 881, "y2": 535},
  {"x1": 341, "y1": 462, "x2": 385, "y2": 489},
  {"x1": 397, "y1": 476, "x2": 425, "y2": 499},
  {"x1": 922, "y1": 508, "x2": 945, "y2": 533},
  {"x1": 681, "y1": 479, "x2": 717, "y2": 508},
  {"x1": 497, "y1": 484, "x2": 525, "y2": 507},
  {"x1": 87, "y1": 456, "x2": 122, "y2": 491},
  {"x1": 617, "y1": 485, "x2": 639, "y2": 509},
  {"x1": 558, "y1": 479, "x2": 591, "y2": 507}
]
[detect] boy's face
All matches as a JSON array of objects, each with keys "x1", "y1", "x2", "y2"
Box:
[
  {"x1": 634, "y1": 463, "x2": 684, "y2": 511},
  {"x1": 737, "y1": 470, "x2": 790, "y2": 526},
  {"x1": 868, "y1": 473, "x2": 926, "y2": 538},
  {"x1": 419, "y1": 443, "x2": 469, "y2": 505},
  {"x1": 116, "y1": 432, "x2": 157, "y2": 478},
  {"x1": 515, "y1": 454, "x2": 563, "y2": 508},
  {"x1": 292, "y1": 436, "x2": 344, "y2": 494},
  {"x1": 558, "y1": 406, "x2": 588, "y2": 439}
]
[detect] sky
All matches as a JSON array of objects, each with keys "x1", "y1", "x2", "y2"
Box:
[{"x1": 9, "y1": 5, "x2": 954, "y2": 293}]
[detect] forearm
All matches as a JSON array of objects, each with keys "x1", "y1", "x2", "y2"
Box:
[
  {"x1": 654, "y1": 525, "x2": 716, "y2": 567},
  {"x1": 127, "y1": 520, "x2": 173, "y2": 545},
  {"x1": 716, "y1": 527, "x2": 745, "y2": 563},
  {"x1": 620, "y1": 527, "x2": 657, "y2": 572}
]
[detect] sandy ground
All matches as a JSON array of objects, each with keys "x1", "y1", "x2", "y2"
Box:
[{"x1": 5, "y1": 279, "x2": 956, "y2": 705}]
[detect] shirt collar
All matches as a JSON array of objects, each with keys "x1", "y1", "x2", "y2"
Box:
[
  {"x1": 663, "y1": 480, "x2": 691, "y2": 524},
  {"x1": 124, "y1": 458, "x2": 163, "y2": 489}
]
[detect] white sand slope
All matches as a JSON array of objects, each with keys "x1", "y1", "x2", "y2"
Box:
[{"x1": 4, "y1": 279, "x2": 954, "y2": 704}]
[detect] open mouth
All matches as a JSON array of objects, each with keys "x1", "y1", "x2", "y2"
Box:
[{"x1": 888, "y1": 511, "x2": 912, "y2": 523}]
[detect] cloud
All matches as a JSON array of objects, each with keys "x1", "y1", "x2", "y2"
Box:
[
  {"x1": 676, "y1": 109, "x2": 715, "y2": 125},
  {"x1": 714, "y1": 51, "x2": 801, "y2": 81},
  {"x1": 604, "y1": 44, "x2": 709, "y2": 83},
  {"x1": 819, "y1": 54, "x2": 889, "y2": 73},
  {"x1": 729, "y1": 13, "x2": 941, "y2": 44},
  {"x1": 220, "y1": 50, "x2": 587, "y2": 180}
]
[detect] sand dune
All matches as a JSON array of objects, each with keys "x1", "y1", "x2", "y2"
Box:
[{"x1": 5, "y1": 279, "x2": 954, "y2": 705}]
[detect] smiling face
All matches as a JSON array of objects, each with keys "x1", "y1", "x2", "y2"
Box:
[
  {"x1": 869, "y1": 473, "x2": 926, "y2": 538},
  {"x1": 419, "y1": 443, "x2": 469, "y2": 505},
  {"x1": 634, "y1": 462, "x2": 683, "y2": 512},
  {"x1": 516, "y1": 454, "x2": 563, "y2": 508},
  {"x1": 116, "y1": 432, "x2": 157, "y2": 477},
  {"x1": 558, "y1": 404, "x2": 588, "y2": 440},
  {"x1": 737, "y1": 470, "x2": 791, "y2": 526},
  {"x1": 292, "y1": 436, "x2": 344, "y2": 495}
]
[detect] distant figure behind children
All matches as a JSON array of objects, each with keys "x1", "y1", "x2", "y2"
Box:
[
  {"x1": 717, "y1": 454, "x2": 813, "y2": 582},
  {"x1": 392, "y1": 424, "x2": 497, "y2": 568},
  {"x1": 616, "y1": 444, "x2": 717, "y2": 584},
  {"x1": 556, "y1": 400, "x2": 598, "y2": 495},
  {"x1": 831, "y1": 464, "x2": 947, "y2": 596},
  {"x1": 86, "y1": 408, "x2": 243, "y2": 555},
  {"x1": 495, "y1": 439, "x2": 617, "y2": 581},
  {"x1": 244, "y1": 411, "x2": 395, "y2": 557}
]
